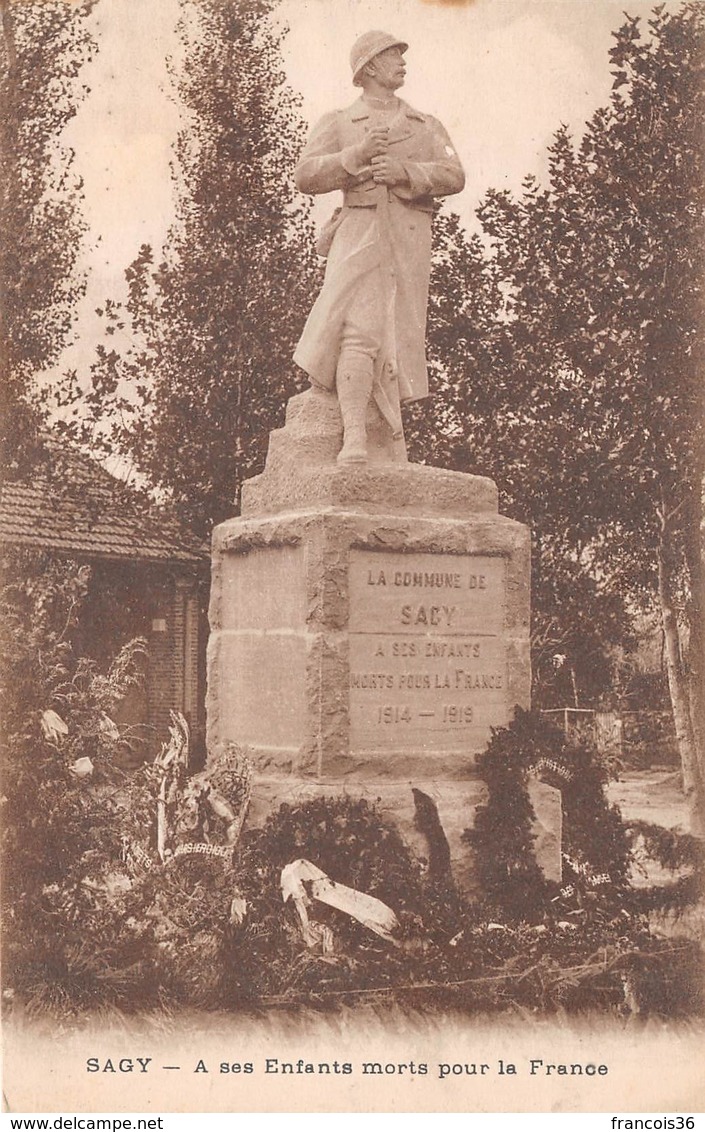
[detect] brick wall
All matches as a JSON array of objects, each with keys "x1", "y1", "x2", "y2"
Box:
[{"x1": 146, "y1": 570, "x2": 206, "y2": 760}]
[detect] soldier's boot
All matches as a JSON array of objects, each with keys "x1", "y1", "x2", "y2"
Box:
[{"x1": 336, "y1": 365, "x2": 373, "y2": 464}]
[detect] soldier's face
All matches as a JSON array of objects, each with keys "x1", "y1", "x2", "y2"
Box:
[{"x1": 367, "y1": 46, "x2": 406, "y2": 90}]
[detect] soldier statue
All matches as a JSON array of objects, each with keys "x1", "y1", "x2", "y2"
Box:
[{"x1": 293, "y1": 30, "x2": 465, "y2": 463}]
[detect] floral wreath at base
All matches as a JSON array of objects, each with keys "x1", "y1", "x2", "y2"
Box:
[{"x1": 468, "y1": 708, "x2": 632, "y2": 913}]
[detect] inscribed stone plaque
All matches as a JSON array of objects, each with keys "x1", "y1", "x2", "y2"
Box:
[{"x1": 348, "y1": 550, "x2": 508, "y2": 754}]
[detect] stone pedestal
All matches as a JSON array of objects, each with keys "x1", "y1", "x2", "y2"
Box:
[{"x1": 207, "y1": 388, "x2": 561, "y2": 883}]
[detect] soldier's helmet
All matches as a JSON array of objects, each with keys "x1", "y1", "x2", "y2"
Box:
[{"x1": 350, "y1": 30, "x2": 408, "y2": 87}]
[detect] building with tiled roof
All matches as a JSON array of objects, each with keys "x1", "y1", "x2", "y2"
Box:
[{"x1": 0, "y1": 446, "x2": 210, "y2": 763}]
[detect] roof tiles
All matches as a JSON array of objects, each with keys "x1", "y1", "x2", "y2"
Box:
[{"x1": 0, "y1": 449, "x2": 208, "y2": 565}]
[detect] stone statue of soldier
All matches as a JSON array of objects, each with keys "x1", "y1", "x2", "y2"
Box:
[{"x1": 293, "y1": 30, "x2": 465, "y2": 464}]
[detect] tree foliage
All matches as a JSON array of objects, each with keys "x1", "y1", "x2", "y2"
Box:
[
  {"x1": 419, "y1": 5, "x2": 704, "y2": 811},
  {"x1": 0, "y1": 0, "x2": 96, "y2": 475},
  {"x1": 66, "y1": 0, "x2": 319, "y2": 536},
  {"x1": 474, "y1": 3, "x2": 703, "y2": 584}
]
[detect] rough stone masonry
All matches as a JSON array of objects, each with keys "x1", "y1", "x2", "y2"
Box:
[
  {"x1": 207, "y1": 29, "x2": 560, "y2": 888},
  {"x1": 206, "y1": 389, "x2": 561, "y2": 889}
]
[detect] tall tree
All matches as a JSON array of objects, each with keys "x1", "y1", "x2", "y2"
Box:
[
  {"x1": 0, "y1": 0, "x2": 96, "y2": 475},
  {"x1": 411, "y1": 209, "x2": 637, "y2": 710},
  {"x1": 69, "y1": 0, "x2": 319, "y2": 536},
  {"x1": 422, "y1": 4, "x2": 704, "y2": 824}
]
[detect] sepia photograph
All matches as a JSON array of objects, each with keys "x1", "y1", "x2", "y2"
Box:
[{"x1": 1, "y1": 0, "x2": 703, "y2": 1115}]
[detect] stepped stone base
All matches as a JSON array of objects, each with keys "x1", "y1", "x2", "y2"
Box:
[
  {"x1": 241, "y1": 386, "x2": 497, "y2": 519},
  {"x1": 207, "y1": 388, "x2": 562, "y2": 888}
]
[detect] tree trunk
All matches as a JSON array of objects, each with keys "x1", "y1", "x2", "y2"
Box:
[
  {"x1": 569, "y1": 665, "x2": 580, "y2": 709},
  {"x1": 683, "y1": 486, "x2": 705, "y2": 835},
  {"x1": 0, "y1": 0, "x2": 17, "y2": 356},
  {"x1": 683, "y1": 491, "x2": 705, "y2": 744},
  {"x1": 658, "y1": 498, "x2": 705, "y2": 834},
  {"x1": 0, "y1": 0, "x2": 17, "y2": 70}
]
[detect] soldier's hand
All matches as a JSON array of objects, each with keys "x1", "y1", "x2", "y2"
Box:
[
  {"x1": 371, "y1": 155, "x2": 409, "y2": 186},
  {"x1": 358, "y1": 127, "x2": 389, "y2": 163}
]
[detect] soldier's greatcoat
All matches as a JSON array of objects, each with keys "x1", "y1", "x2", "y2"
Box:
[{"x1": 293, "y1": 96, "x2": 465, "y2": 404}]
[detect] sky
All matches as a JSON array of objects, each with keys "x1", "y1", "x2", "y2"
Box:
[{"x1": 56, "y1": 0, "x2": 671, "y2": 381}]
